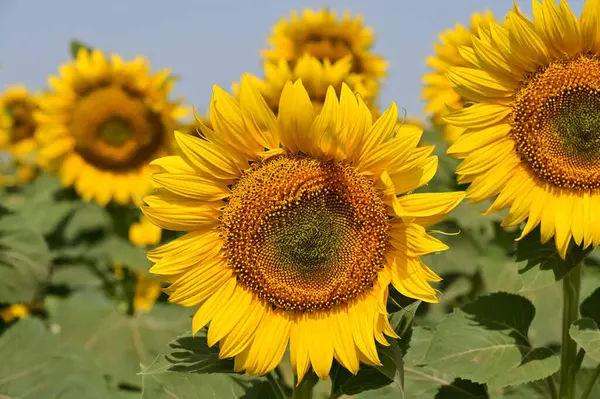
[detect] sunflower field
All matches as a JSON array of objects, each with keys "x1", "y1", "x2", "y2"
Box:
[{"x1": 2, "y1": 1, "x2": 600, "y2": 398}]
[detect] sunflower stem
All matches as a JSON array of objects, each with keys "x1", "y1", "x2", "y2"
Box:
[
  {"x1": 292, "y1": 371, "x2": 318, "y2": 399},
  {"x1": 559, "y1": 263, "x2": 582, "y2": 399},
  {"x1": 580, "y1": 362, "x2": 600, "y2": 399},
  {"x1": 547, "y1": 376, "x2": 558, "y2": 399},
  {"x1": 266, "y1": 371, "x2": 288, "y2": 399}
]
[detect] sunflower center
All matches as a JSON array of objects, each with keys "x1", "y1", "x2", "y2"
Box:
[
  {"x1": 512, "y1": 54, "x2": 600, "y2": 190},
  {"x1": 99, "y1": 118, "x2": 132, "y2": 147},
  {"x1": 295, "y1": 33, "x2": 363, "y2": 73},
  {"x1": 70, "y1": 86, "x2": 164, "y2": 171},
  {"x1": 6, "y1": 100, "x2": 36, "y2": 143},
  {"x1": 222, "y1": 155, "x2": 389, "y2": 312}
]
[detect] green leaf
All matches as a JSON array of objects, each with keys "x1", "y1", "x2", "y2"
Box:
[
  {"x1": 424, "y1": 292, "x2": 559, "y2": 388},
  {"x1": 50, "y1": 263, "x2": 104, "y2": 290},
  {"x1": 140, "y1": 333, "x2": 277, "y2": 399},
  {"x1": 62, "y1": 202, "x2": 111, "y2": 242},
  {"x1": 402, "y1": 327, "x2": 488, "y2": 399},
  {"x1": 389, "y1": 300, "x2": 420, "y2": 357},
  {"x1": 0, "y1": 318, "x2": 109, "y2": 398},
  {"x1": 96, "y1": 236, "x2": 152, "y2": 273},
  {"x1": 50, "y1": 290, "x2": 192, "y2": 387},
  {"x1": 515, "y1": 227, "x2": 590, "y2": 288},
  {"x1": 141, "y1": 366, "x2": 272, "y2": 399},
  {"x1": 141, "y1": 331, "x2": 235, "y2": 374},
  {"x1": 70, "y1": 39, "x2": 93, "y2": 58},
  {"x1": 5, "y1": 174, "x2": 77, "y2": 236},
  {"x1": 0, "y1": 206, "x2": 51, "y2": 304},
  {"x1": 569, "y1": 318, "x2": 600, "y2": 362}
]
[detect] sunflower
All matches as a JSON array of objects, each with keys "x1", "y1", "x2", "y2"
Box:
[
  {"x1": 0, "y1": 85, "x2": 40, "y2": 185},
  {"x1": 422, "y1": 11, "x2": 496, "y2": 142},
  {"x1": 0, "y1": 302, "x2": 43, "y2": 324},
  {"x1": 35, "y1": 48, "x2": 188, "y2": 206},
  {"x1": 237, "y1": 54, "x2": 377, "y2": 116},
  {"x1": 142, "y1": 76, "x2": 465, "y2": 381},
  {"x1": 112, "y1": 264, "x2": 163, "y2": 312},
  {"x1": 445, "y1": 0, "x2": 600, "y2": 258},
  {"x1": 262, "y1": 8, "x2": 387, "y2": 94},
  {"x1": 0, "y1": 304, "x2": 30, "y2": 324},
  {"x1": 129, "y1": 215, "x2": 162, "y2": 247}
]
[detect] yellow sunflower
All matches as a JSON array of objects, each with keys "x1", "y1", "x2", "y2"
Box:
[
  {"x1": 113, "y1": 264, "x2": 163, "y2": 313},
  {"x1": 0, "y1": 85, "x2": 40, "y2": 185},
  {"x1": 237, "y1": 54, "x2": 377, "y2": 116},
  {"x1": 142, "y1": 76, "x2": 465, "y2": 381},
  {"x1": 445, "y1": 0, "x2": 600, "y2": 258},
  {"x1": 422, "y1": 11, "x2": 496, "y2": 142},
  {"x1": 0, "y1": 304, "x2": 30, "y2": 324},
  {"x1": 129, "y1": 215, "x2": 162, "y2": 247},
  {"x1": 35, "y1": 48, "x2": 188, "y2": 206},
  {"x1": 262, "y1": 8, "x2": 387, "y2": 93}
]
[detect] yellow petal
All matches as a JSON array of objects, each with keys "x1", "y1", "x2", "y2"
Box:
[
  {"x1": 151, "y1": 173, "x2": 230, "y2": 201},
  {"x1": 243, "y1": 310, "x2": 291, "y2": 375},
  {"x1": 175, "y1": 131, "x2": 240, "y2": 180}
]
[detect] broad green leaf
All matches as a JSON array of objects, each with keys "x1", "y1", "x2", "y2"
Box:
[
  {"x1": 516, "y1": 227, "x2": 590, "y2": 287},
  {"x1": 141, "y1": 366, "x2": 273, "y2": 399},
  {"x1": 7, "y1": 174, "x2": 77, "y2": 236},
  {"x1": 50, "y1": 263, "x2": 104, "y2": 290},
  {"x1": 488, "y1": 379, "x2": 550, "y2": 398},
  {"x1": 490, "y1": 368, "x2": 600, "y2": 398},
  {"x1": 569, "y1": 318, "x2": 600, "y2": 362},
  {"x1": 141, "y1": 331, "x2": 235, "y2": 374},
  {"x1": 70, "y1": 39, "x2": 93, "y2": 58},
  {"x1": 402, "y1": 327, "x2": 487, "y2": 399},
  {"x1": 388, "y1": 300, "x2": 420, "y2": 333},
  {"x1": 140, "y1": 333, "x2": 278, "y2": 399},
  {"x1": 50, "y1": 291, "x2": 191, "y2": 387},
  {"x1": 0, "y1": 318, "x2": 109, "y2": 398},
  {"x1": 424, "y1": 292, "x2": 559, "y2": 388},
  {"x1": 95, "y1": 236, "x2": 152, "y2": 273},
  {"x1": 0, "y1": 206, "x2": 51, "y2": 304},
  {"x1": 62, "y1": 201, "x2": 111, "y2": 242}
]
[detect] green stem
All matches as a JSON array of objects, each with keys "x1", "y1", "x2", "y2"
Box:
[
  {"x1": 574, "y1": 348, "x2": 586, "y2": 373},
  {"x1": 559, "y1": 263, "x2": 582, "y2": 399},
  {"x1": 266, "y1": 371, "x2": 287, "y2": 399},
  {"x1": 580, "y1": 362, "x2": 600, "y2": 399},
  {"x1": 547, "y1": 376, "x2": 558, "y2": 399},
  {"x1": 292, "y1": 371, "x2": 319, "y2": 399}
]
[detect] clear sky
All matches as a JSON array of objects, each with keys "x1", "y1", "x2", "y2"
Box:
[{"x1": 0, "y1": 0, "x2": 586, "y2": 121}]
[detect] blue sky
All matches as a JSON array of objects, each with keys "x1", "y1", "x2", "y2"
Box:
[{"x1": 0, "y1": 0, "x2": 587, "y2": 120}]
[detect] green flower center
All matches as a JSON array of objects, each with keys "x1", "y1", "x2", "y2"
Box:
[{"x1": 100, "y1": 119, "x2": 132, "y2": 147}]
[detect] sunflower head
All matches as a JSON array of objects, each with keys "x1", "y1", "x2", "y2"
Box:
[
  {"x1": 262, "y1": 8, "x2": 387, "y2": 91},
  {"x1": 129, "y1": 215, "x2": 162, "y2": 247},
  {"x1": 445, "y1": 0, "x2": 600, "y2": 258},
  {"x1": 142, "y1": 76, "x2": 464, "y2": 381},
  {"x1": 35, "y1": 48, "x2": 188, "y2": 206},
  {"x1": 422, "y1": 10, "x2": 496, "y2": 142},
  {"x1": 234, "y1": 54, "x2": 378, "y2": 115},
  {"x1": 0, "y1": 85, "x2": 39, "y2": 156}
]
